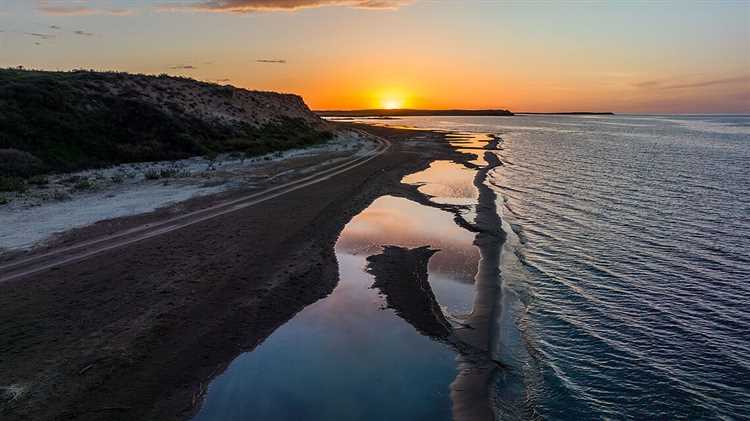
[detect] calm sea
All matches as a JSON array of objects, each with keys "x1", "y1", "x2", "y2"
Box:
[{"x1": 368, "y1": 114, "x2": 750, "y2": 419}]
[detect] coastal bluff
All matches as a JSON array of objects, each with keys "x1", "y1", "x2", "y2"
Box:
[{"x1": 0, "y1": 69, "x2": 331, "y2": 177}]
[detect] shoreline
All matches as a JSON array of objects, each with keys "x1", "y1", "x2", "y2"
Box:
[
  {"x1": 0, "y1": 124, "x2": 475, "y2": 420},
  {"x1": 0, "y1": 122, "x2": 518, "y2": 420}
]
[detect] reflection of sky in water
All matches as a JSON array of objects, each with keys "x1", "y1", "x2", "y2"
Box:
[
  {"x1": 449, "y1": 133, "x2": 492, "y2": 166},
  {"x1": 402, "y1": 160, "x2": 478, "y2": 206},
  {"x1": 364, "y1": 115, "x2": 750, "y2": 419},
  {"x1": 337, "y1": 196, "x2": 479, "y2": 283},
  {"x1": 194, "y1": 196, "x2": 480, "y2": 421},
  {"x1": 446, "y1": 133, "x2": 492, "y2": 149}
]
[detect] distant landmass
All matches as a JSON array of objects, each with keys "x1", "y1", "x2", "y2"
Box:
[
  {"x1": 317, "y1": 108, "x2": 514, "y2": 117},
  {"x1": 517, "y1": 112, "x2": 614, "y2": 115}
]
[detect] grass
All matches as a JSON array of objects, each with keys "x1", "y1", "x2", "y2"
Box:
[
  {"x1": 28, "y1": 175, "x2": 48, "y2": 186},
  {"x1": 0, "y1": 68, "x2": 333, "y2": 178},
  {"x1": 51, "y1": 190, "x2": 71, "y2": 201},
  {"x1": 73, "y1": 179, "x2": 95, "y2": 191},
  {"x1": 144, "y1": 169, "x2": 161, "y2": 180},
  {"x1": 144, "y1": 167, "x2": 192, "y2": 180},
  {"x1": 0, "y1": 176, "x2": 26, "y2": 193}
]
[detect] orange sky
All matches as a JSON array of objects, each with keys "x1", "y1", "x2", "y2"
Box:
[{"x1": 1, "y1": 1, "x2": 748, "y2": 113}]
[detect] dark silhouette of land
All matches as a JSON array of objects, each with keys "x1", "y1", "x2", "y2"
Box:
[
  {"x1": 317, "y1": 109, "x2": 615, "y2": 117},
  {"x1": 517, "y1": 111, "x2": 614, "y2": 115},
  {"x1": 316, "y1": 108, "x2": 514, "y2": 117}
]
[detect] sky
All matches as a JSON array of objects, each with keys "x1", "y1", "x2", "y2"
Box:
[{"x1": 0, "y1": 0, "x2": 748, "y2": 113}]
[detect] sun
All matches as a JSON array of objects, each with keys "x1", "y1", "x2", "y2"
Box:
[{"x1": 382, "y1": 98, "x2": 403, "y2": 110}]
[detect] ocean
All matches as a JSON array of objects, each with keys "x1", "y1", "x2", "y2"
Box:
[{"x1": 371, "y1": 114, "x2": 750, "y2": 419}]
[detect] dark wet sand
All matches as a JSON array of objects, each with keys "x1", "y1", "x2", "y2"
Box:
[{"x1": 0, "y1": 124, "x2": 478, "y2": 421}]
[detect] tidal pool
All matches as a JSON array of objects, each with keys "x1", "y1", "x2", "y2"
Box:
[
  {"x1": 193, "y1": 195, "x2": 482, "y2": 421},
  {"x1": 402, "y1": 160, "x2": 478, "y2": 206}
]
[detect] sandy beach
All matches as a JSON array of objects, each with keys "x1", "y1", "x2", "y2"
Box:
[{"x1": 0, "y1": 123, "x2": 505, "y2": 420}]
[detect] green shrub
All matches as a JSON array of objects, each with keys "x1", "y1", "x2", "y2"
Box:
[
  {"x1": 0, "y1": 149, "x2": 44, "y2": 177},
  {"x1": 0, "y1": 176, "x2": 27, "y2": 192},
  {"x1": 28, "y1": 174, "x2": 49, "y2": 186},
  {"x1": 0, "y1": 195, "x2": 9, "y2": 205},
  {"x1": 62, "y1": 175, "x2": 82, "y2": 184},
  {"x1": 52, "y1": 190, "x2": 71, "y2": 201},
  {"x1": 159, "y1": 168, "x2": 178, "y2": 178},
  {"x1": 144, "y1": 169, "x2": 161, "y2": 180},
  {"x1": 74, "y1": 179, "x2": 94, "y2": 190},
  {"x1": 204, "y1": 151, "x2": 219, "y2": 162}
]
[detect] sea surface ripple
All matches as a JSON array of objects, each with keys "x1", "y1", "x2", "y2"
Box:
[{"x1": 367, "y1": 115, "x2": 750, "y2": 420}]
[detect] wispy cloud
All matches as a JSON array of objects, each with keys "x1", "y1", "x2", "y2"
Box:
[
  {"x1": 37, "y1": 1, "x2": 133, "y2": 16},
  {"x1": 634, "y1": 75, "x2": 750, "y2": 90},
  {"x1": 632, "y1": 80, "x2": 659, "y2": 88},
  {"x1": 256, "y1": 59, "x2": 286, "y2": 64},
  {"x1": 169, "y1": 64, "x2": 198, "y2": 70},
  {"x1": 25, "y1": 32, "x2": 56, "y2": 40},
  {"x1": 44, "y1": 24, "x2": 97, "y2": 37},
  {"x1": 160, "y1": 0, "x2": 413, "y2": 13}
]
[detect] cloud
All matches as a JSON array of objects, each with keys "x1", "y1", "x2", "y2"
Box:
[
  {"x1": 26, "y1": 32, "x2": 56, "y2": 40},
  {"x1": 37, "y1": 1, "x2": 133, "y2": 16},
  {"x1": 632, "y1": 80, "x2": 660, "y2": 88},
  {"x1": 161, "y1": 0, "x2": 412, "y2": 13},
  {"x1": 634, "y1": 75, "x2": 750, "y2": 90},
  {"x1": 43, "y1": 24, "x2": 96, "y2": 36},
  {"x1": 169, "y1": 64, "x2": 198, "y2": 70},
  {"x1": 256, "y1": 59, "x2": 286, "y2": 64}
]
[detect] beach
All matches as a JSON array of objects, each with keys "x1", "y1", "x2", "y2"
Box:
[{"x1": 0, "y1": 123, "x2": 508, "y2": 420}]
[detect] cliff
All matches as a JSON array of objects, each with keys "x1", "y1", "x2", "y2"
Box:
[{"x1": 0, "y1": 69, "x2": 331, "y2": 179}]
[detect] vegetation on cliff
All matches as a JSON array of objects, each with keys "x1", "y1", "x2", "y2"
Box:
[{"x1": 0, "y1": 69, "x2": 332, "y2": 190}]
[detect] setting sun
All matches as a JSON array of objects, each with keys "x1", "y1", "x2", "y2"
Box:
[{"x1": 382, "y1": 98, "x2": 404, "y2": 109}]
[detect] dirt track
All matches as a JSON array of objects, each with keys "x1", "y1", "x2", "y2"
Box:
[{"x1": 0, "y1": 132, "x2": 389, "y2": 284}]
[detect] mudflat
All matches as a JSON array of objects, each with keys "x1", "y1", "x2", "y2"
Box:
[{"x1": 0, "y1": 124, "x2": 469, "y2": 421}]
